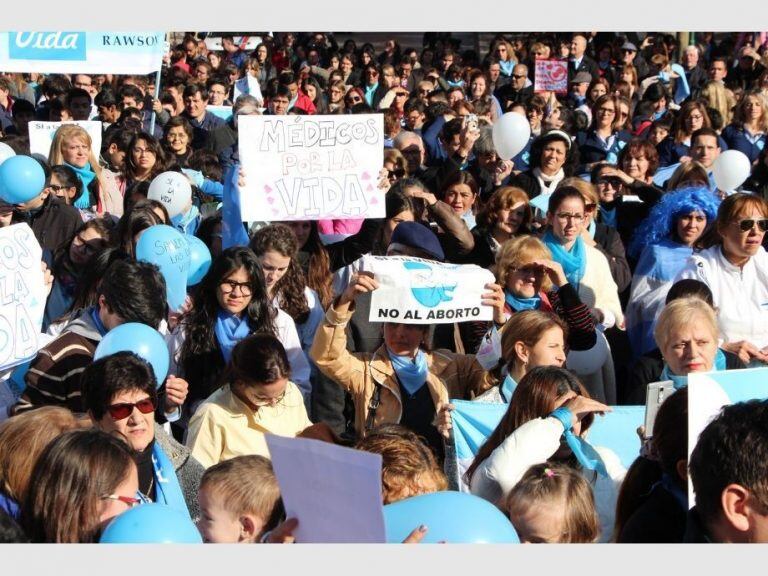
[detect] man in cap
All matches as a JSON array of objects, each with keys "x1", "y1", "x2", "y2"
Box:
[
  {"x1": 567, "y1": 71, "x2": 593, "y2": 109},
  {"x1": 615, "y1": 41, "x2": 649, "y2": 79}
]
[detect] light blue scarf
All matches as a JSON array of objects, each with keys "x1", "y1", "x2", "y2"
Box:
[
  {"x1": 387, "y1": 346, "x2": 429, "y2": 396},
  {"x1": 504, "y1": 290, "x2": 541, "y2": 311},
  {"x1": 151, "y1": 442, "x2": 190, "y2": 517},
  {"x1": 65, "y1": 162, "x2": 96, "y2": 209},
  {"x1": 172, "y1": 204, "x2": 200, "y2": 236},
  {"x1": 214, "y1": 310, "x2": 251, "y2": 364},
  {"x1": 587, "y1": 219, "x2": 597, "y2": 239},
  {"x1": 499, "y1": 60, "x2": 516, "y2": 76},
  {"x1": 499, "y1": 373, "x2": 517, "y2": 403},
  {"x1": 550, "y1": 407, "x2": 609, "y2": 477},
  {"x1": 89, "y1": 306, "x2": 108, "y2": 337},
  {"x1": 660, "y1": 348, "x2": 727, "y2": 390},
  {"x1": 364, "y1": 82, "x2": 379, "y2": 107},
  {"x1": 543, "y1": 229, "x2": 586, "y2": 288}
]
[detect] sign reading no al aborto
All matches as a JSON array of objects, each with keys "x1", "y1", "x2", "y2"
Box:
[
  {"x1": 237, "y1": 114, "x2": 385, "y2": 222},
  {"x1": 362, "y1": 255, "x2": 495, "y2": 324},
  {"x1": 0, "y1": 32, "x2": 165, "y2": 74}
]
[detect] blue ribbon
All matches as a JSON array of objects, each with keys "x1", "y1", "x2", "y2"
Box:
[
  {"x1": 150, "y1": 442, "x2": 190, "y2": 517},
  {"x1": 549, "y1": 407, "x2": 608, "y2": 477}
]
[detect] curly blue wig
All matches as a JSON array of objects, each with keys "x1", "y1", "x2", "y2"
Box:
[{"x1": 628, "y1": 186, "x2": 721, "y2": 258}]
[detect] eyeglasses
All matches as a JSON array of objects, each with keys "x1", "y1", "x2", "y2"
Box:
[
  {"x1": 133, "y1": 148, "x2": 156, "y2": 156},
  {"x1": 735, "y1": 218, "x2": 768, "y2": 232},
  {"x1": 101, "y1": 494, "x2": 143, "y2": 507},
  {"x1": 388, "y1": 168, "x2": 405, "y2": 179},
  {"x1": 597, "y1": 107, "x2": 616, "y2": 115},
  {"x1": 555, "y1": 212, "x2": 585, "y2": 223},
  {"x1": 348, "y1": 97, "x2": 362, "y2": 104},
  {"x1": 219, "y1": 280, "x2": 253, "y2": 296},
  {"x1": 106, "y1": 397, "x2": 156, "y2": 421},
  {"x1": 597, "y1": 177, "x2": 623, "y2": 189},
  {"x1": 250, "y1": 389, "x2": 287, "y2": 407},
  {"x1": 512, "y1": 74, "x2": 527, "y2": 80},
  {"x1": 47, "y1": 184, "x2": 72, "y2": 192},
  {"x1": 512, "y1": 265, "x2": 545, "y2": 276},
  {"x1": 585, "y1": 203, "x2": 597, "y2": 212}
]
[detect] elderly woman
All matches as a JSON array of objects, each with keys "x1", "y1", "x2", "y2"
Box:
[
  {"x1": 626, "y1": 295, "x2": 745, "y2": 404},
  {"x1": 677, "y1": 193, "x2": 768, "y2": 366},
  {"x1": 625, "y1": 187, "x2": 720, "y2": 358},
  {"x1": 81, "y1": 352, "x2": 204, "y2": 518},
  {"x1": 511, "y1": 130, "x2": 579, "y2": 200},
  {"x1": 187, "y1": 334, "x2": 311, "y2": 468}
]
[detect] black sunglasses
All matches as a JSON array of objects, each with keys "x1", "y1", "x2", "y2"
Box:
[{"x1": 736, "y1": 218, "x2": 768, "y2": 232}]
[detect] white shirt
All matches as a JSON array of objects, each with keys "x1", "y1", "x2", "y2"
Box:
[{"x1": 676, "y1": 245, "x2": 768, "y2": 348}]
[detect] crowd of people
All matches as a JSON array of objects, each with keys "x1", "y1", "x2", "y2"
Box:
[{"x1": 2, "y1": 30, "x2": 768, "y2": 544}]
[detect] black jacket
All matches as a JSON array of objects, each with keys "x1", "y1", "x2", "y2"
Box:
[
  {"x1": 12, "y1": 195, "x2": 81, "y2": 252},
  {"x1": 593, "y1": 222, "x2": 631, "y2": 293},
  {"x1": 618, "y1": 479, "x2": 688, "y2": 543}
]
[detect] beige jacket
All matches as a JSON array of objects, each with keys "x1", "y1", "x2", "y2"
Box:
[{"x1": 310, "y1": 301, "x2": 492, "y2": 436}]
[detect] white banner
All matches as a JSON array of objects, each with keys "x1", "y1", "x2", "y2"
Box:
[
  {"x1": 237, "y1": 114, "x2": 385, "y2": 222},
  {"x1": 0, "y1": 32, "x2": 164, "y2": 74},
  {"x1": 361, "y1": 255, "x2": 495, "y2": 324},
  {"x1": 28, "y1": 120, "x2": 102, "y2": 161},
  {"x1": 0, "y1": 224, "x2": 45, "y2": 372}
]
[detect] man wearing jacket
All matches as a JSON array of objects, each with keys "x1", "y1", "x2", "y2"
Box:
[{"x1": 12, "y1": 181, "x2": 81, "y2": 252}]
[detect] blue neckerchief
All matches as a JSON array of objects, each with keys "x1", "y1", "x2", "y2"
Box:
[
  {"x1": 500, "y1": 373, "x2": 517, "y2": 403},
  {"x1": 65, "y1": 162, "x2": 96, "y2": 209},
  {"x1": 172, "y1": 204, "x2": 200, "y2": 236},
  {"x1": 364, "y1": 82, "x2": 379, "y2": 107},
  {"x1": 660, "y1": 348, "x2": 727, "y2": 390},
  {"x1": 599, "y1": 205, "x2": 617, "y2": 228},
  {"x1": 543, "y1": 229, "x2": 586, "y2": 288},
  {"x1": 499, "y1": 60, "x2": 515, "y2": 76},
  {"x1": 587, "y1": 219, "x2": 597, "y2": 239},
  {"x1": 572, "y1": 94, "x2": 586, "y2": 106},
  {"x1": 550, "y1": 407, "x2": 609, "y2": 477},
  {"x1": 504, "y1": 290, "x2": 541, "y2": 311},
  {"x1": 89, "y1": 306, "x2": 108, "y2": 337},
  {"x1": 652, "y1": 109, "x2": 667, "y2": 121},
  {"x1": 461, "y1": 211, "x2": 477, "y2": 230},
  {"x1": 657, "y1": 472, "x2": 688, "y2": 511},
  {"x1": 386, "y1": 346, "x2": 429, "y2": 396},
  {"x1": 447, "y1": 79, "x2": 464, "y2": 88},
  {"x1": 151, "y1": 442, "x2": 190, "y2": 517},
  {"x1": 214, "y1": 310, "x2": 251, "y2": 364}
]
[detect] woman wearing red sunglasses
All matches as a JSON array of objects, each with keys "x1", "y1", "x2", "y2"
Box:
[{"x1": 81, "y1": 352, "x2": 204, "y2": 520}]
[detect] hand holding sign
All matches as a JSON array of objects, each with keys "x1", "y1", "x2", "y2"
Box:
[
  {"x1": 148, "y1": 171, "x2": 192, "y2": 218},
  {"x1": 338, "y1": 271, "x2": 379, "y2": 308}
]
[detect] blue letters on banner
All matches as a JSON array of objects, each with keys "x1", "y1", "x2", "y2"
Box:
[{"x1": 9, "y1": 32, "x2": 86, "y2": 61}]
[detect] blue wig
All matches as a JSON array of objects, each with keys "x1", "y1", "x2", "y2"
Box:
[{"x1": 628, "y1": 186, "x2": 721, "y2": 259}]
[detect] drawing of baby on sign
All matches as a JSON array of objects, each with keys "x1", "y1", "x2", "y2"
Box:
[{"x1": 237, "y1": 114, "x2": 385, "y2": 222}]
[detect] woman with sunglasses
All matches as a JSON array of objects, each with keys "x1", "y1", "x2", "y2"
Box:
[
  {"x1": 20, "y1": 429, "x2": 138, "y2": 542},
  {"x1": 171, "y1": 247, "x2": 310, "y2": 423},
  {"x1": 625, "y1": 187, "x2": 720, "y2": 358},
  {"x1": 81, "y1": 352, "x2": 204, "y2": 519},
  {"x1": 677, "y1": 193, "x2": 768, "y2": 366},
  {"x1": 542, "y1": 186, "x2": 624, "y2": 332},
  {"x1": 187, "y1": 333, "x2": 312, "y2": 467}
]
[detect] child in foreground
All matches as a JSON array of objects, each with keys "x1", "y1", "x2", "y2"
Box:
[{"x1": 197, "y1": 455, "x2": 283, "y2": 543}]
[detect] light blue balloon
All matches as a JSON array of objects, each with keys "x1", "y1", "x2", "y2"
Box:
[
  {"x1": 135, "y1": 225, "x2": 191, "y2": 312},
  {"x1": 185, "y1": 234, "x2": 212, "y2": 286},
  {"x1": 94, "y1": 322, "x2": 170, "y2": 386},
  {"x1": 383, "y1": 491, "x2": 519, "y2": 544},
  {"x1": 0, "y1": 155, "x2": 46, "y2": 204},
  {"x1": 100, "y1": 504, "x2": 202, "y2": 544}
]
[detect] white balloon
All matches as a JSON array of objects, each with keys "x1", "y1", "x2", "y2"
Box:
[
  {"x1": 148, "y1": 171, "x2": 192, "y2": 218},
  {"x1": 492, "y1": 112, "x2": 531, "y2": 161},
  {"x1": 566, "y1": 330, "x2": 610, "y2": 376},
  {"x1": 0, "y1": 142, "x2": 16, "y2": 166},
  {"x1": 712, "y1": 149, "x2": 751, "y2": 193}
]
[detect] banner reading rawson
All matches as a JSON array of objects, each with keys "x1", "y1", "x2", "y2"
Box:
[
  {"x1": 361, "y1": 255, "x2": 495, "y2": 324},
  {"x1": 0, "y1": 32, "x2": 164, "y2": 74}
]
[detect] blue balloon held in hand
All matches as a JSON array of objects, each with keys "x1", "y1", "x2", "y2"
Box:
[
  {"x1": 185, "y1": 234, "x2": 212, "y2": 286},
  {"x1": 0, "y1": 155, "x2": 46, "y2": 205},
  {"x1": 94, "y1": 322, "x2": 170, "y2": 387},
  {"x1": 383, "y1": 491, "x2": 519, "y2": 544},
  {"x1": 100, "y1": 504, "x2": 202, "y2": 544},
  {"x1": 135, "y1": 225, "x2": 191, "y2": 312}
]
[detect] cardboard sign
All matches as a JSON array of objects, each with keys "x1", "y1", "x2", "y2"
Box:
[
  {"x1": 0, "y1": 31, "x2": 164, "y2": 74},
  {"x1": 361, "y1": 255, "x2": 495, "y2": 324},
  {"x1": 0, "y1": 224, "x2": 45, "y2": 372},
  {"x1": 534, "y1": 59, "x2": 568, "y2": 94},
  {"x1": 237, "y1": 114, "x2": 385, "y2": 222},
  {"x1": 28, "y1": 120, "x2": 102, "y2": 161}
]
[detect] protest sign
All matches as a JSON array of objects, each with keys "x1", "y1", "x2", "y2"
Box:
[
  {"x1": 0, "y1": 224, "x2": 45, "y2": 372},
  {"x1": 687, "y1": 368, "x2": 768, "y2": 506},
  {"x1": 0, "y1": 32, "x2": 164, "y2": 74},
  {"x1": 28, "y1": 120, "x2": 102, "y2": 161},
  {"x1": 534, "y1": 59, "x2": 568, "y2": 94},
  {"x1": 237, "y1": 114, "x2": 385, "y2": 222},
  {"x1": 206, "y1": 105, "x2": 233, "y2": 122},
  {"x1": 266, "y1": 434, "x2": 386, "y2": 543},
  {"x1": 361, "y1": 255, "x2": 495, "y2": 324},
  {"x1": 450, "y1": 400, "x2": 643, "y2": 491}
]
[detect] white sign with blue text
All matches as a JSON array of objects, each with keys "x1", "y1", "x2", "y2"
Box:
[
  {"x1": 361, "y1": 255, "x2": 495, "y2": 324},
  {"x1": 0, "y1": 32, "x2": 164, "y2": 74},
  {"x1": 0, "y1": 224, "x2": 45, "y2": 372},
  {"x1": 28, "y1": 121, "x2": 102, "y2": 161}
]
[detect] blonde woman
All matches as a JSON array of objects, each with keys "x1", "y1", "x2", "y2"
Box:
[
  {"x1": 48, "y1": 125, "x2": 123, "y2": 216},
  {"x1": 700, "y1": 80, "x2": 736, "y2": 127},
  {"x1": 722, "y1": 89, "x2": 768, "y2": 163}
]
